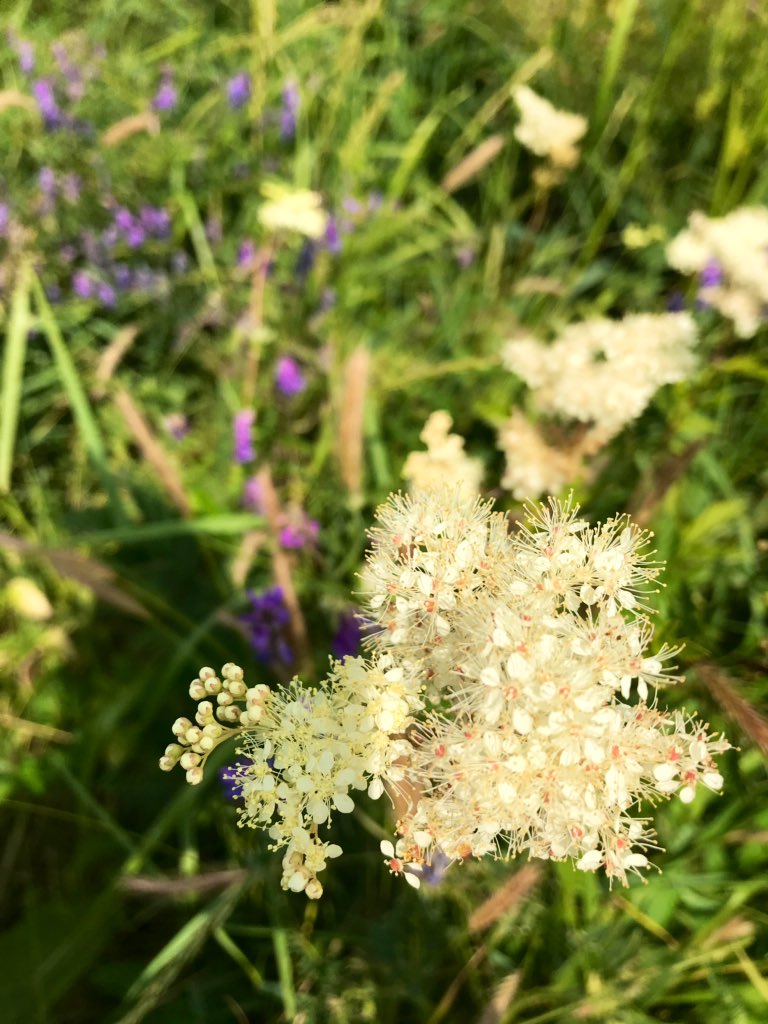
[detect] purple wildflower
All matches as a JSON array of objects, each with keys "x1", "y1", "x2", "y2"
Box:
[
  {"x1": 59, "y1": 243, "x2": 77, "y2": 264},
  {"x1": 342, "y1": 196, "x2": 363, "y2": 216},
  {"x1": 242, "y1": 475, "x2": 264, "y2": 513},
  {"x1": 45, "y1": 283, "x2": 62, "y2": 304},
  {"x1": 279, "y1": 78, "x2": 300, "y2": 140},
  {"x1": 279, "y1": 516, "x2": 319, "y2": 550},
  {"x1": 140, "y1": 205, "x2": 171, "y2": 238},
  {"x1": 32, "y1": 78, "x2": 61, "y2": 128},
  {"x1": 72, "y1": 270, "x2": 94, "y2": 299},
  {"x1": 9, "y1": 34, "x2": 35, "y2": 75},
  {"x1": 324, "y1": 217, "x2": 342, "y2": 254},
  {"x1": 699, "y1": 258, "x2": 723, "y2": 288},
  {"x1": 275, "y1": 356, "x2": 306, "y2": 397},
  {"x1": 412, "y1": 849, "x2": 452, "y2": 887},
  {"x1": 455, "y1": 244, "x2": 476, "y2": 268},
  {"x1": 331, "y1": 611, "x2": 368, "y2": 660},
  {"x1": 233, "y1": 410, "x2": 255, "y2": 464},
  {"x1": 667, "y1": 291, "x2": 686, "y2": 312},
  {"x1": 237, "y1": 239, "x2": 256, "y2": 269},
  {"x1": 38, "y1": 167, "x2": 57, "y2": 196},
  {"x1": 205, "y1": 216, "x2": 222, "y2": 245},
  {"x1": 153, "y1": 70, "x2": 177, "y2": 112},
  {"x1": 113, "y1": 263, "x2": 132, "y2": 290},
  {"x1": 294, "y1": 240, "x2": 316, "y2": 278},
  {"x1": 219, "y1": 760, "x2": 252, "y2": 801},
  {"x1": 126, "y1": 222, "x2": 146, "y2": 248},
  {"x1": 0, "y1": 204, "x2": 9, "y2": 235},
  {"x1": 62, "y1": 174, "x2": 81, "y2": 204},
  {"x1": 163, "y1": 412, "x2": 190, "y2": 441},
  {"x1": 240, "y1": 586, "x2": 292, "y2": 664},
  {"x1": 97, "y1": 282, "x2": 117, "y2": 307},
  {"x1": 171, "y1": 251, "x2": 190, "y2": 274},
  {"x1": 114, "y1": 207, "x2": 134, "y2": 233},
  {"x1": 227, "y1": 71, "x2": 251, "y2": 110}
]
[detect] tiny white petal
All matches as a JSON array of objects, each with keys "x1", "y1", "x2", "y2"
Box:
[{"x1": 404, "y1": 871, "x2": 421, "y2": 889}]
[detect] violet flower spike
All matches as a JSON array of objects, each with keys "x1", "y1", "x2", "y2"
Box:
[
  {"x1": 153, "y1": 71, "x2": 177, "y2": 112},
  {"x1": 227, "y1": 72, "x2": 251, "y2": 110},
  {"x1": 280, "y1": 78, "x2": 300, "y2": 140},
  {"x1": 275, "y1": 356, "x2": 306, "y2": 397},
  {"x1": 233, "y1": 410, "x2": 255, "y2": 464}
]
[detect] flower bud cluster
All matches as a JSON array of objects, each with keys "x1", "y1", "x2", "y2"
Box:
[{"x1": 161, "y1": 489, "x2": 729, "y2": 895}]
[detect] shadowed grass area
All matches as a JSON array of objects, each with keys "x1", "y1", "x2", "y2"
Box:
[{"x1": 1, "y1": 0, "x2": 767, "y2": 1021}]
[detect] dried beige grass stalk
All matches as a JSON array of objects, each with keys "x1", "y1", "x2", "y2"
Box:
[
  {"x1": 0, "y1": 89, "x2": 37, "y2": 114},
  {"x1": 695, "y1": 662, "x2": 768, "y2": 756},
  {"x1": 113, "y1": 387, "x2": 192, "y2": 517},
  {"x1": 468, "y1": 863, "x2": 542, "y2": 934},
  {"x1": 441, "y1": 134, "x2": 505, "y2": 193},
  {"x1": 93, "y1": 325, "x2": 139, "y2": 398},
  {"x1": 101, "y1": 111, "x2": 160, "y2": 147},
  {"x1": 338, "y1": 345, "x2": 370, "y2": 505},
  {"x1": 476, "y1": 972, "x2": 521, "y2": 1024}
]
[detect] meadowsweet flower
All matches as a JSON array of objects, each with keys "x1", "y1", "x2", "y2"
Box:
[
  {"x1": 512, "y1": 85, "x2": 587, "y2": 169},
  {"x1": 227, "y1": 71, "x2": 251, "y2": 110},
  {"x1": 497, "y1": 411, "x2": 588, "y2": 499},
  {"x1": 258, "y1": 183, "x2": 328, "y2": 240},
  {"x1": 161, "y1": 490, "x2": 729, "y2": 896},
  {"x1": 275, "y1": 356, "x2": 306, "y2": 396},
  {"x1": 667, "y1": 207, "x2": 768, "y2": 337},
  {"x1": 502, "y1": 313, "x2": 697, "y2": 440},
  {"x1": 402, "y1": 411, "x2": 483, "y2": 497},
  {"x1": 233, "y1": 410, "x2": 255, "y2": 464}
]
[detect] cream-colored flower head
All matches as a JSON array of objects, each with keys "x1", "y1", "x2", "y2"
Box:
[
  {"x1": 402, "y1": 411, "x2": 483, "y2": 497},
  {"x1": 161, "y1": 491, "x2": 729, "y2": 896},
  {"x1": 503, "y1": 312, "x2": 697, "y2": 439},
  {"x1": 666, "y1": 207, "x2": 768, "y2": 338},
  {"x1": 512, "y1": 85, "x2": 587, "y2": 168},
  {"x1": 258, "y1": 182, "x2": 329, "y2": 239},
  {"x1": 497, "y1": 411, "x2": 589, "y2": 499}
]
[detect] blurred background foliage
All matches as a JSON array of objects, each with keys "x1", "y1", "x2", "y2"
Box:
[{"x1": 1, "y1": 0, "x2": 767, "y2": 1021}]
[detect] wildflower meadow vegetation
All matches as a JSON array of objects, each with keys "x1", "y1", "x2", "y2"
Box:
[{"x1": 1, "y1": 2, "x2": 768, "y2": 1022}]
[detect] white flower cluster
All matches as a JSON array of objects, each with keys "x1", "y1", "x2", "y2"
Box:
[
  {"x1": 401, "y1": 411, "x2": 483, "y2": 498},
  {"x1": 496, "y1": 411, "x2": 592, "y2": 501},
  {"x1": 666, "y1": 207, "x2": 768, "y2": 338},
  {"x1": 512, "y1": 85, "x2": 587, "y2": 170},
  {"x1": 499, "y1": 313, "x2": 697, "y2": 497},
  {"x1": 161, "y1": 489, "x2": 728, "y2": 895}
]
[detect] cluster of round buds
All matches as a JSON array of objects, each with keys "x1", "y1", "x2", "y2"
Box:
[{"x1": 159, "y1": 663, "x2": 271, "y2": 784}]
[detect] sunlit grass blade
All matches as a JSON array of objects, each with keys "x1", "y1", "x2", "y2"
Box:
[{"x1": 0, "y1": 260, "x2": 30, "y2": 493}]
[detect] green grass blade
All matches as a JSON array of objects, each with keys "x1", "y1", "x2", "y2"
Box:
[
  {"x1": 0, "y1": 260, "x2": 30, "y2": 493},
  {"x1": 30, "y1": 272, "x2": 128, "y2": 523}
]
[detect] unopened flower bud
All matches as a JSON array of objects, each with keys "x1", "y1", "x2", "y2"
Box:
[
  {"x1": 196, "y1": 701, "x2": 214, "y2": 724},
  {"x1": 218, "y1": 705, "x2": 241, "y2": 723},
  {"x1": 185, "y1": 726, "x2": 202, "y2": 745},
  {"x1": 204, "y1": 676, "x2": 222, "y2": 695},
  {"x1": 172, "y1": 717, "x2": 193, "y2": 738},
  {"x1": 217, "y1": 690, "x2": 234, "y2": 706},
  {"x1": 164, "y1": 743, "x2": 184, "y2": 760},
  {"x1": 202, "y1": 722, "x2": 223, "y2": 739},
  {"x1": 198, "y1": 735, "x2": 215, "y2": 752},
  {"x1": 189, "y1": 680, "x2": 206, "y2": 700},
  {"x1": 186, "y1": 766, "x2": 204, "y2": 785},
  {"x1": 221, "y1": 662, "x2": 244, "y2": 681},
  {"x1": 159, "y1": 756, "x2": 176, "y2": 772},
  {"x1": 180, "y1": 750, "x2": 201, "y2": 770},
  {"x1": 199, "y1": 666, "x2": 215, "y2": 680},
  {"x1": 305, "y1": 878, "x2": 323, "y2": 900},
  {"x1": 228, "y1": 679, "x2": 247, "y2": 698}
]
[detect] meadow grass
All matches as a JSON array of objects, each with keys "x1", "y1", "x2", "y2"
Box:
[{"x1": 1, "y1": 1, "x2": 767, "y2": 1021}]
